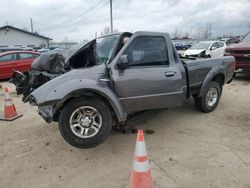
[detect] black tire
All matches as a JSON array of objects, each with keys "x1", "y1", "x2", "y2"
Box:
[
  {"x1": 58, "y1": 97, "x2": 112, "y2": 149},
  {"x1": 194, "y1": 81, "x2": 222, "y2": 113},
  {"x1": 233, "y1": 72, "x2": 237, "y2": 78}
]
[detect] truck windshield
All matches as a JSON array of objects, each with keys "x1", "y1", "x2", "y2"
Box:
[
  {"x1": 242, "y1": 33, "x2": 250, "y2": 43},
  {"x1": 190, "y1": 42, "x2": 211, "y2": 50},
  {"x1": 96, "y1": 34, "x2": 120, "y2": 64}
]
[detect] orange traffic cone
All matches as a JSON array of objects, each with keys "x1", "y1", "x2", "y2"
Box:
[
  {"x1": 129, "y1": 129, "x2": 153, "y2": 188},
  {"x1": 0, "y1": 87, "x2": 22, "y2": 121}
]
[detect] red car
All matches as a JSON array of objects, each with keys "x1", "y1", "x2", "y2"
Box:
[
  {"x1": 224, "y1": 32, "x2": 250, "y2": 73},
  {"x1": 0, "y1": 51, "x2": 40, "y2": 79}
]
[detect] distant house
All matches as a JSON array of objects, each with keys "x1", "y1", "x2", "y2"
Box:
[{"x1": 0, "y1": 25, "x2": 52, "y2": 48}]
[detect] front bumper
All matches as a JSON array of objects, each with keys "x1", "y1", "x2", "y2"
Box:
[
  {"x1": 38, "y1": 105, "x2": 54, "y2": 123},
  {"x1": 235, "y1": 62, "x2": 250, "y2": 69},
  {"x1": 224, "y1": 54, "x2": 250, "y2": 69}
]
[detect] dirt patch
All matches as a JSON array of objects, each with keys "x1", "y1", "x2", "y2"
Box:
[{"x1": 0, "y1": 75, "x2": 250, "y2": 188}]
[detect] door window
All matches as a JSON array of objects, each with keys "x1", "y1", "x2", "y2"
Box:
[
  {"x1": 19, "y1": 53, "x2": 34, "y2": 60},
  {"x1": 217, "y1": 42, "x2": 224, "y2": 48},
  {"x1": 211, "y1": 42, "x2": 218, "y2": 49},
  {"x1": 0, "y1": 54, "x2": 16, "y2": 62},
  {"x1": 123, "y1": 36, "x2": 169, "y2": 66}
]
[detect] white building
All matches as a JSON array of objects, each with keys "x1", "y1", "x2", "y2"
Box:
[{"x1": 0, "y1": 25, "x2": 52, "y2": 48}]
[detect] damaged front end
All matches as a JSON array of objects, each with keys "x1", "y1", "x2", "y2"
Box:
[
  {"x1": 11, "y1": 33, "x2": 125, "y2": 123},
  {"x1": 20, "y1": 40, "x2": 99, "y2": 123},
  {"x1": 10, "y1": 52, "x2": 66, "y2": 101},
  {"x1": 37, "y1": 105, "x2": 54, "y2": 123},
  {"x1": 22, "y1": 92, "x2": 59, "y2": 123},
  {"x1": 10, "y1": 40, "x2": 96, "y2": 102}
]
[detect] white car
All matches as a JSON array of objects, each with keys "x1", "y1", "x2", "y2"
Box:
[{"x1": 184, "y1": 41, "x2": 226, "y2": 58}]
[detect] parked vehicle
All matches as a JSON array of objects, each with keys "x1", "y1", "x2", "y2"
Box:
[
  {"x1": 174, "y1": 42, "x2": 192, "y2": 50},
  {"x1": 224, "y1": 32, "x2": 250, "y2": 73},
  {"x1": 184, "y1": 41, "x2": 226, "y2": 58},
  {"x1": 219, "y1": 37, "x2": 241, "y2": 46},
  {"x1": 11, "y1": 31, "x2": 235, "y2": 148},
  {"x1": 220, "y1": 38, "x2": 232, "y2": 46},
  {"x1": 0, "y1": 46, "x2": 34, "y2": 53},
  {"x1": 0, "y1": 51, "x2": 40, "y2": 79},
  {"x1": 11, "y1": 52, "x2": 65, "y2": 97},
  {"x1": 32, "y1": 47, "x2": 42, "y2": 52},
  {"x1": 38, "y1": 46, "x2": 60, "y2": 53}
]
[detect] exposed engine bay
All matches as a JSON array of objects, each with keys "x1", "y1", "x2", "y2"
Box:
[{"x1": 10, "y1": 41, "x2": 96, "y2": 100}]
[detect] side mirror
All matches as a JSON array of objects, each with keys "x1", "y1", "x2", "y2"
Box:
[
  {"x1": 211, "y1": 46, "x2": 216, "y2": 50},
  {"x1": 117, "y1": 55, "x2": 130, "y2": 69}
]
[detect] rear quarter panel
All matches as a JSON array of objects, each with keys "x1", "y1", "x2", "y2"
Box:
[{"x1": 185, "y1": 56, "x2": 235, "y2": 88}]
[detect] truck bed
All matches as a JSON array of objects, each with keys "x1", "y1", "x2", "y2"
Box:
[{"x1": 182, "y1": 56, "x2": 235, "y2": 89}]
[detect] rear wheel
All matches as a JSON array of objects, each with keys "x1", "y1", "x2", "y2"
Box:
[
  {"x1": 194, "y1": 81, "x2": 222, "y2": 113},
  {"x1": 59, "y1": 97, "x2": 112, "y2": 149}
]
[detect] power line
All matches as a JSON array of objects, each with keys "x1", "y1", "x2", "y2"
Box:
[
  {"x1": 36, "y1": 0, "x2": 107, "y2": 29},
  {"x1": 58, "y1": 0, "x2": 106, "y2": 25},
  {"x1": 40, "y1": 0, "x2": 110, "y2": 32}
]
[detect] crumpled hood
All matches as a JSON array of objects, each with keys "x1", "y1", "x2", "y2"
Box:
[
  {"x1": 27, "y1": 64, "x2": 106, "y2": 105},
  {"x1": 55, "y1": 41, "x2": 90, "y2": 62},
  {"x1": 184, "y1": 49, "x2": 206, "y2": 56}
]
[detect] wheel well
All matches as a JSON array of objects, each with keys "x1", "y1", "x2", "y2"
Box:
[
  {"x1": 191, "y1": 73, "x2": 225, "y2": 98},
  {"x1": 53, "y1": 90, "x2": 117, "y2": 122},
  {"x1": 212, "y1": 73, "x2": 225, "y2": 86}
]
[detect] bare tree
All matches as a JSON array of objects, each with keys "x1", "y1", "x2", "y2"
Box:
[
  {"x1": 247, "y1": 23, "x2": 250, "y2": 32},
  {"x1": 100, "y1": 26, "x2": 118, "y2": 37},
  {"x1": 184, "y1": 31, "x2": 190, "y2": 38},
  {"x1": 173, "y1": 27, "x2": 179, "y2": 39},
  {"x1": 203, "y1": 27, "x2": 209, "y2": 40},
  {"x1": 194, "y1": 23, "x2": 212, "y2": 40},
  {"x1": 195, "y1": 25, "x2": 203, "y2": 40}
]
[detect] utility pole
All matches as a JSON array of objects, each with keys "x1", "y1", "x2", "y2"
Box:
[
  {"x1": 30, "y1": 18, "x2": 33, "y2": 33},
  {"x1": 110, "y1": 0, "x2": 113, "y2": 33},
  {"x1": 209, "y1": 23, "x2": 212, "y2": 40}
]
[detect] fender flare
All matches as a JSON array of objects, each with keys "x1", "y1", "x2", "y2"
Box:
[
  {"x1": 198, "y1": 65, "x2": 225, "y2": 97},
  {"x1": 59, "y1": 87, "x2": 127, "y2": 122},
  {"x1": 31, "y1": 78, "x2": 127, "y2": 122}
]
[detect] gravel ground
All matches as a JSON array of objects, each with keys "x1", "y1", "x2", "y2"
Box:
[{"x1": 0, "y1": 74, "x2": 250, "y2": 188}]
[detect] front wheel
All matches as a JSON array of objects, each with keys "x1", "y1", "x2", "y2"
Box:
[
  {"x1": 194, "y1": 81, "x2": 222, "y2": 113},
  {"x1": 59, "y1": 97, "x2": 112, "y2": 149}
]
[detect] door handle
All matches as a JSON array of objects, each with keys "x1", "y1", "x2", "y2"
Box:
[{"x1": 165, "y1": 71, "x2": 175, "y2": 77}]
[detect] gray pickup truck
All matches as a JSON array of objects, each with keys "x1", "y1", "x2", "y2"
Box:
[{"x1": 12, "y1": 31, "x2": 235, "y2": 148}]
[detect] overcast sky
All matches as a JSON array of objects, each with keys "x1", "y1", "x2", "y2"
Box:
[{"x1": 0, "y1": 0, "x2": 250, "y2": 42}]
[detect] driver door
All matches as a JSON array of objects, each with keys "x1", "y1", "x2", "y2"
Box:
[{"x1": 111, "y1": 36, "x2": 186, "y2": 112}]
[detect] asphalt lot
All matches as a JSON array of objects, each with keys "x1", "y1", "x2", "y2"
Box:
[{"x1": 0, "y1": 74, "x2": 250, "y2": 188}]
